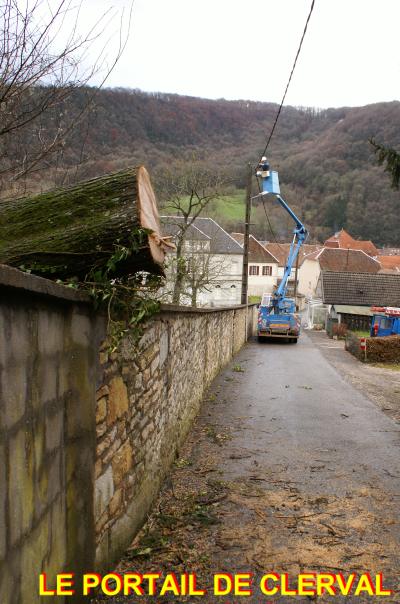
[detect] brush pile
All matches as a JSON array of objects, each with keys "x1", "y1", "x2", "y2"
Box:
[{"x1": 366, "y1": 335, "x2": 400, "y2": 363}]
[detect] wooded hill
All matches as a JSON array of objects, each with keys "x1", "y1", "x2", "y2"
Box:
[{"x1": 6, "y1": 88, "x2": 400, "y2": 246}]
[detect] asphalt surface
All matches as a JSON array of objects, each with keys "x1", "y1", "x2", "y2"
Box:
[
  {"x1": 94, "y1": 331, "x2": 400, "y2": 603},
  {"x1": 219, "y1": 332, "x2": 400, "y2": 495}
]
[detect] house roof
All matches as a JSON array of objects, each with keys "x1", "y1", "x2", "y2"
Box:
[
  {"x1": 324, "y1": 229, "x2": 378, "y2": 256},
  {"x1": 377, "y1": 248, "x2": 400, "y2": 256},
  {"x1": 263, "y1": 243, "x2": 323, "y2": 267},
  {"x1": 161, "y1": 217, "x2": 210, "y2": 241},
  {"x1": 320, "y1": 271, "x2": 400, "y2": 306},
  {"x1": 248, "y1": 236, "x2": 278, "y2": 263},
  {"x1": 231, "y1": 232, "x2": 244, "y2": 245},
  {"x1": 316, "y1": 248, "x2": 381, "y2": 273},
  {"x1": 161, "y1": 216, "x2": 243, "y2": 254},
  {"x1": 231, "y1": 234, "x2": 279, "y2": 263},
  {"x1": 194, "y1": 218, "x2": 244, "y2": 254},
  {"x1": 334, "y1": 305, "x2": 374, "y2": 317},
  {"x1": 378, "y1": 256, "x2": 400, "y2": 272}
]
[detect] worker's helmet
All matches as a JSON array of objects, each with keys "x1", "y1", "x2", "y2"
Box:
[{"x1": 261, "y1": 156, "x2": 267, "y2": 162}]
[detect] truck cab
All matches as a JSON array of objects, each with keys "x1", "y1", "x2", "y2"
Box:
[
  {"x1": 370, "y1": 307, "x2": 400, "y2": 337},
  {"x1": 257, "y1": 294, "x2": 300, "y2": 342}
]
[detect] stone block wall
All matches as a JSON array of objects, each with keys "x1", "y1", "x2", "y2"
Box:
[
  {"x1": 94, "y1": 304, "x2": 257, "y2": 568},
  {"x1": 0, "y1": 266, "x2": 101, "y2": 604},
  {"x1": 0, "y1": 263, "x2": 257, "y2": 602}
]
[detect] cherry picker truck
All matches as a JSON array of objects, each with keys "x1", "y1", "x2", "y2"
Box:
[{"x1": 256, "y1": 159, "x2": 308, "y2": 343}]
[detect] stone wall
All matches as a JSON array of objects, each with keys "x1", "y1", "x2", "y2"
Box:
[
  {"x1": 0, "y1": 263, "x2": 257, "y2": 602},
  {"x1": 94, "y1": 303, "x2": 257, "y2": 568},
  {"x1": 0, "y1": 266, "x2": 102, "y2": 604}
]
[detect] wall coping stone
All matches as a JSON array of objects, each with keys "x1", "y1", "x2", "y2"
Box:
[
  {"x1": 0, "y1": 264, "x2": 91, "y2": 304},
  {"x1": 159, "y1": 303, "x2": 258, "y2": 315},
  {"x1": 0, "y1": 266, "x2": 258, "y2": 312}
]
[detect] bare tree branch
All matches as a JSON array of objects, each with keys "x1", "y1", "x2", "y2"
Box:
[
  {"x1": 0, "y1": 0, "x2": 134, "y2": 194},
  {"x1": 157, "y1": 160, "x2": 225, "y2": 305}
]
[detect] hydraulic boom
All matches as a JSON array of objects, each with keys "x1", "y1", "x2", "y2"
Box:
[{"x1": 256, "y1": 158, "x2": 308, "y2": 341}]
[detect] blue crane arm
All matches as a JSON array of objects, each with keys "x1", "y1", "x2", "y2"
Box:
[
  {"x1": 274, "y1": 194, "x2": 308, "y2": 299},
  {"x1": 259, "y1": 168, "x2": 308, "y2": 309}
]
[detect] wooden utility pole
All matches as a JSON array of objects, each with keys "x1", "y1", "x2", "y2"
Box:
[{"x1": 241, "y1": 164, "x2": 252, "y2": 304}]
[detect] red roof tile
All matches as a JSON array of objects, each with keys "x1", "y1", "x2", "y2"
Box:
[
  {"x1": 263, "y1": 243, "x2": 323, "y2": 266},
  {"x1": 379, "y1": 256, "x2": 400, "y2": 272},
  {"x1": 317, "y1": 248, "x2": 380, "y2": 273},
  {"x1": 323, "y1": 229, "x2": 378, "y2": 256}
]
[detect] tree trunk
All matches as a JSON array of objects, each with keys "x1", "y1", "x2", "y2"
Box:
[
  {"x1": 0, "y1": 166, "x2": 171, "y2": 279},
  {"x1": 172, "y1": 242, "x2": 185, "y2": 305},
  {"x1": 191, "y1": 287, "x2": 198, "y2": 307}
]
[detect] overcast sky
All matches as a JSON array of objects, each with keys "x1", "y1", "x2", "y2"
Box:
[{"x1": 76, "y1": 0, "x2": 399, "y2": 108}]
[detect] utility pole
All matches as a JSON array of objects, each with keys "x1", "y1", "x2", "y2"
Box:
[{"x1": 241, "y1": 164, "x2": 252, "y2": 305}]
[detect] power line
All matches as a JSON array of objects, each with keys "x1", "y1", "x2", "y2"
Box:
[
  {"x1": 254, "y1": 0, "x2": 316, "y2": 248},
  {"x1": 258, "y1": 0, "x2": 316, "y2": 164}
]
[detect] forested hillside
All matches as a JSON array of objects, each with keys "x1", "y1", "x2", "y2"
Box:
[{"x1": 8, "y1": 88, "x2": 400, "y2": 246}]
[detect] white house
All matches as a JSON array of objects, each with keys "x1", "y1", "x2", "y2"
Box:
[
  {"x1": 231, "y1": 234, "x2": 279, "y2": 298},
  {"x1": 161, "y1": 216, "x2": 244, "y2": 307},
  {"x1": 261, "y1": 242, "x2": 323, "y2": 306}
]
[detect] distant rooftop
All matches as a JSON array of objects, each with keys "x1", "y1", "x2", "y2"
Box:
[
  {"x1": 316, "y1": 248, "x2": 380, "y2": 273},
  {"x1": 378, "y1": 256, "x2": 400, "y2": 273},
  {"x1": 161, "y1": 216, "x2": 243, "y2": 254},
  {"x1": 263, "y1": 242, "x2": 323, "y2": 267},
  {"x1": 231, "y1": 233, "x2": 279, "y2": 263},
  {"x1": 161, "y1": 217, "x2": 210, "y2": 241},
  {"x1": 324, "y1": 229, "x2": 378, "y2": 257},
  {"x1": 320, "y1": 271, "x2": 400, "y2": 306}
]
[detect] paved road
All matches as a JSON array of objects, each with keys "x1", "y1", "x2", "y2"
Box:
[
  {"x1": 221, "y1": 332, "x2": 400, "y2": 495},
  {"x1": 95, "y1": 332, "x2": 400, "y2": 603}
]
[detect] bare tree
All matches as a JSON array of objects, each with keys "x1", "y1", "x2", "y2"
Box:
[
  {"x1": 185, "y1": 250, "x2": 229, "y2": 307},
  {"x1": 0, "y1": 0, "x2": 132, "y2": 194},
  {"x1": 158, "y1": 160, "x2": 224, "y2": 304}
]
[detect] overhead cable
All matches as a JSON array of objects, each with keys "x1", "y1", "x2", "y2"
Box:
[{"x1": 258, "y1": 0, "x2": 316, "y2": 164}]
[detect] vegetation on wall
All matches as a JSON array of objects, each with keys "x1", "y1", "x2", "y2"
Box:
[{"x1": 0, "y1": 167, "x2": 167, "y2": 349}]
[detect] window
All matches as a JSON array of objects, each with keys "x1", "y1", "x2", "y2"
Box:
[
  {"x1": 262, "y1": 265, "x2": 272, "y2": 276},
  {"x1": 249, "y1": 265, "x2": 259, "y2": 275}
]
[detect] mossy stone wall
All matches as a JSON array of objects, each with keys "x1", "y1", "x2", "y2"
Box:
[
  {"x1": 0, "y1": 266, "x2": 101, "y2": 604},
  {"x1": 94, "y1": 304, "x2": 257, "y2": 569},
  {"x1": 0, "y1": 264, "x2": 257, "y2": 600}
]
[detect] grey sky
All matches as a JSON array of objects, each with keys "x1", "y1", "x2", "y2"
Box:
[{"x1": 78, "y1": 0, "x2": 399, "y2": 108}]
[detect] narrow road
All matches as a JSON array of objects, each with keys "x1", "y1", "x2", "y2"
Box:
[{"x1": 95, "y1": 332, "x2": 400, "y2": 603}]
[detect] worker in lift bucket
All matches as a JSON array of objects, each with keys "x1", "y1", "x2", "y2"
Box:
[{"x1": 256, "y1": 156, "x2": 270, "y2": 178}]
